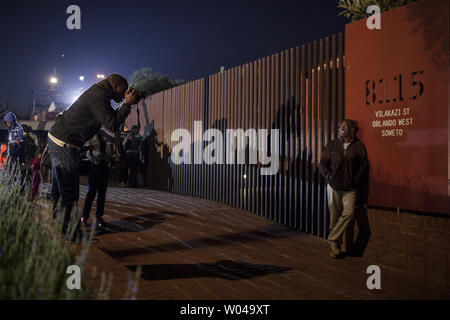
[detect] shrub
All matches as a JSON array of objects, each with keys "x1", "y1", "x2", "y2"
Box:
[
  {"x1": 338, "y1": 0, "x2": 418, "y2": 22},
  {"x1": 0, "y1": 163, "x2": 89, "y2": 299},
  {"x1": 0, "y1": 162, "x2": 141, "y2": 299}
]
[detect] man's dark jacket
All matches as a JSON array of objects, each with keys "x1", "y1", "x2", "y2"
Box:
[
  {"x1": 50, "y1": 80, "x2": 131, "y2": 147},
  {"x1": 124, "y1": 133, "x2": 143, "y2": 153},
  {"x1": 319, "y1": 137, "x2": 368, "y2": 192}
]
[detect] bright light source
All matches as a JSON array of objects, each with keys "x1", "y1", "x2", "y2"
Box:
[
  {"x1": 243, "y1": 174, "x2": 247, "y2": 179},
  {"x1": 97, "y1": 74, "x2": 105, "y2": 79},
  {"x1": 79, "y1": 76, "x2": 85, "y2": 81},
  {"x1": 49, "y1": 77, "x2": 58, "y2": 84}
]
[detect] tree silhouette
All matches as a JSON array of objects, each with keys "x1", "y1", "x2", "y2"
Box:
[{"x1": 128, "y1": 68, "x2": 184, "y2": 96}]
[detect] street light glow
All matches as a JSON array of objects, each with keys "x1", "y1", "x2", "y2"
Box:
[
  {"x1": 71, "y1": 94, "x2": 82, "y2": 104},
  {"x1": 79, "y1": 76, "x2": 85, "y2": 81},
  {"x1": 50, "y1": 77, "x2": 58, "y2": 84},
  {"x1": 97, "y1": 74, "x2": 105, "y2": 79}
]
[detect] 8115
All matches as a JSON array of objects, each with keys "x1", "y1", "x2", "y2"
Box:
[{"x1": 365, "y1": 70, "x2": 424, "y2": 106}]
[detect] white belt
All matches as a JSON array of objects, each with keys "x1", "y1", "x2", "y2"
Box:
[{"x1": 48, "y1": 132, "x2": 80, "y2": 150}]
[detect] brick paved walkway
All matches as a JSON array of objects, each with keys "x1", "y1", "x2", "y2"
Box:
[{"x1": 72, "y1": 186, "x2": 450, "y2": 300}]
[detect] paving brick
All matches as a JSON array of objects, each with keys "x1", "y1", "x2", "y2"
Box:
[
  {"x1": 404, "y1": 253, "x2": 426, "y2": 276},
  {"x1": 405, "y1": 232, "x2": 426, "y2": 252},
  {"x1": 447, "y1": 231, "x2": 450, "y2": 249},
  {"x1": 424, "y1": 216, "x2": 449, "y2": 232},
  {"x1": 404, "y1": 214, "x2": 421, "y2": 227},
  {"x1": 426, "y1": 231, "x2": 447, "y2": 255},
  {"x1": 406, "y1": 226, "x2": 426, "y2": 240},
  {"x1": 426, "y1": 254, "x2": 447, "y2": 285},
  {"x1": 386, "y1": 212, "x2": 403, "y2": 225}
]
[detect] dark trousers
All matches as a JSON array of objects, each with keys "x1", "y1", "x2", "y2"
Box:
[
  {"x1": 127, "y1": 152, "x2": 139, "y2": 187},
  {"x1": 50, "y1": 165, "x2": 60, "y2": 219},
  {"x1": 83, "y1": 164, "x2": 109, "y2": 219},
  {"x1": 48, "y1": 139, "x2": 80, "y2": 235},
  {"x1": 119, "y1": 157, "x2": 128, "y2": 183}
]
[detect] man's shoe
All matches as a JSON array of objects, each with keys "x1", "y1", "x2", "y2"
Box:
[
  {"x1": 96, "y1": 216, "x2": 107, "y2": 228},
  {"x1": 328, "y1": 240, "x2": 342, "y2": 259},
  {"x1": 330, "y1": 251, "x2": 340, "y2": 258}
]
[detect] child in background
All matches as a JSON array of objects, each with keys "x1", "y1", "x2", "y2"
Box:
[
  {"x1": 3, "y1": 111, "x2": 24, "y2": 165},
  {"x1": 82, "y1": 132, "x2": 110, "y2": 228}
]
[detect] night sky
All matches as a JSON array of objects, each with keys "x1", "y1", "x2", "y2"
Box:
[{"x1": 0, "y1": 0, "x2": 347, "y2": 116}]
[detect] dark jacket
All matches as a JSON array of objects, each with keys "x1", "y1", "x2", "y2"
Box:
[
  {"x1": 49, "y1": 80, "x2": 131, "y2": 147},
  {"x1": 22, "y1": 133, "x2": 37, "y2": 166},
  {"x1": 319, "y1": 137, "x2": 368, "y2": 192},
  {"x1": 86, "y1": 132, "x2": 109, "y2": 165},
  {"x1": 123, "y1": 133, "x2": 143, "y2": 153},
  {"x1": 3, "y1": 112, "x2": 24, "y2": 158}
]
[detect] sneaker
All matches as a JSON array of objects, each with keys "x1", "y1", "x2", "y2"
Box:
[
  {"x1": 328, "y1": 240, "x2": 342, "y2": 259},
  {"x1": 81, "y1": 216, "x2": 89, "y2": 228}
]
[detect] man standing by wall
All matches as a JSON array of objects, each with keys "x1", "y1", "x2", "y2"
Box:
[
  {"x1": 319, "y1": 119, "x2": 368, "y2": 258},
  {"x1": 48, "y1": 74, "x2": 139, "y2": 240},
  {"x1": 123, "y1": 125, "x2": 143, "y2": 187}
]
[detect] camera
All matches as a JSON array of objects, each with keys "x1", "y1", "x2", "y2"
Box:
[{"x1": 127, "y1": 87, "x2": 147, "y2": 101}]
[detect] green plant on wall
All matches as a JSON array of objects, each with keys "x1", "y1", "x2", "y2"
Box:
[
  {"x1": 337, "y1": 0, "x2": 418, "y2": 22},
  {"x1": 129, "y1": 67, "x2": 184, "y2": 97}
]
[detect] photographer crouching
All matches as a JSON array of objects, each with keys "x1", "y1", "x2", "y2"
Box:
[{"x1": 48, "y1": 74, "x2": 143, "y2": 242}]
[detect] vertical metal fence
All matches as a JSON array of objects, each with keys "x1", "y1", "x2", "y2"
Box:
[{"x1": 126, "y1": 33, "x2": 345, "y2": 237}]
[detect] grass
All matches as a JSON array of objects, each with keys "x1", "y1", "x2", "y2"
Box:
[{"x1": 0, "y1": 162, "x2": 140, "y2": 299}]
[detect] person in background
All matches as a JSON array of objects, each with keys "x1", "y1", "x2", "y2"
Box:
[
  {"x1": 30, "y1": 155, "x2": 41, "y2": 200},
  {"x1": 117, "y1": 125, "x2": 129, "y2": 187},
  {"x1": 319, "y1": 119, "x2": 368, "y2": 259},
  {"x1": 20, "y1": 124, "x2": 37, "y2": 181},
  {"x1": 82, "y1": 131, "x2": 110, "y2": 228},
  {"x1": 3, "y1": 111, "x2": 24, "y2": 166},
  {"x1": 0, "y1": 144, "x2": 7, "y2": 169},
  {"x1": 47, "y1": 74, "x2": 139, "y2": 241},
  {"x1": 123, "y1": 125, "x2": 143, "y2": 187}
]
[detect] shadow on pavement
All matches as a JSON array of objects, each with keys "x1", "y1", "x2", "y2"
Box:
[
  {"x1": 101, "y1": 224, "x2": 302, "y2": 261},
  {"x1": 126, "y1": 260, "x2": 293, "y2": 281},
  {"x1": 95, "y1": 211, "x2": 188, "y2": 235}
]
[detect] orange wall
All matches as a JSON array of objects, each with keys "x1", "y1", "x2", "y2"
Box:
[{"x1": 345, "y1": 0, "x2": 449, "y2": 214}]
